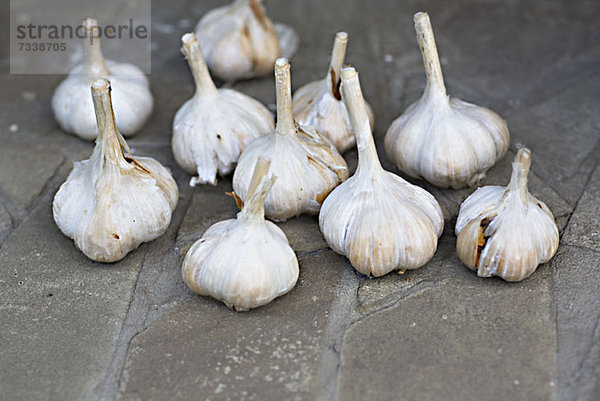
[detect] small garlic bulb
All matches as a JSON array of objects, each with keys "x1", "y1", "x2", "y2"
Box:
[
  {"x1": 182, "y1": 157, "x2": 299, "y2": 311},
  {"x1": 319, "y1": 67, "x2": 444, "y2": 277},
  {"x1": 53, "y1": 79, "x2": 178, "y2": 263},
  {"x1": 292, "y1": 32, "x2": 375, "y2": 153},
  {"x1": 172, "y1": 33, "x2": 274, "y2": 186},
  {"x1": 384, "y1": 12, "x2": 509, "y2": 189},
  {"x1": 455, "y1": 148, "x2": 559, "y2": 281},
  {"x1": 52, "y1": 18, "x2": 153, "y2": 140},
  {"x1": 195, "y1": 0, "x2": 298, "y2": 81},
  {"x1": 232, "y1": 58, "x2": 348, "y2": 221}
]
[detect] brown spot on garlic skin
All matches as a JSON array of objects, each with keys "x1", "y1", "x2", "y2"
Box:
[
  {"x1": 112, "y1": 233, "x2": 120, "y2": 239},
  {"x1": 226, "y1": 191, "x2": 244, "y2": 210},
  {"x1": 316, "y1": 188, "x2": 332, "y2": 204},
  {"x1": 123, "y1": 156, "x2": 151, "y2": 174},
  {"x1": 330, "y1": 67, "x2": 342, "y2": 100},
  {"x1": 242, "y1": 24, "x2": 251, "y2": 39},
  {"x1": 475, "y1": 216, "x2": 494, "y2": 266}
]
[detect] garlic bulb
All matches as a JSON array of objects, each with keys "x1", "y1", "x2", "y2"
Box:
[
  {"x1": 52, "y1": 18, "x2": 153, "y2": 140},
  {"x1": 172, "y1": 33, "x2": 274, "y2": 187},
  {"x1": 195, "y1": 0, "x2": 298, "y2": 81},
  {"x1": 53, "y1": 79, "x2": 178, "y2": 263},
  {"x1": 182, "y1": 157, "x2": 299, "y2": 311},
  {"x1": 232, "y1": 58, "x2": 349, "y2": 221},
  {"x1": 292, "y1": 32, "x2": 375, "y2": 153},
  {"x1": 455, "y1": 148, "x2": 559, "y2": 281},
  {"x1": 384, "y1": 12, "x2": 509, "y2": 189},
  {"x1": 319, "y1": 67, "x2": 444, "y2": 277}
]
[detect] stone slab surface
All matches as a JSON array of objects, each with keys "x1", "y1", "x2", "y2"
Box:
[
  {"x1": 118, "y1": 251, "x2": 346, "y2": 401},
  {"x1": 340, "y1": 268, "x2": 556, "y2": 401},
  {"x1": 0, "y1": 139, "x2": 64, "y2": 210},
  {"x1": 0, "y1": 195, "x2": 145, "y2": 401},
  {"x1": 0, "y1": 201, "x2": 11, "y2": 244},
  {"x1": 554, "y1": 246, "x2": 600, "y2": 401},
  {"x1": 0, "y1": 0, "x2": 599, "y2": 400},
  {"x1": 562, "y1": 165, "x2": 600, "y2": 252}
]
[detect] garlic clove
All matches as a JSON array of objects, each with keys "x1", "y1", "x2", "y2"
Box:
[
  {"x1": 182, "y1": 157, "x2": 299, "y2": 311},
  {"x1": 53, "y1": 78, "x2": 178, "y2": 263},
  {"x1": 195, "y1": 0, "x2": 297, "y2": 82},
  {"x1": 172, "y1": 33, "x2": 274, "y2": 187},
  {"x1": 51, "y1": 18, "x2": 153, "y2": 141},
  {"x1": 232, "y1": 58, "x2": 349, "y2": 221},
  {"x1": 319, "y1": 67, "x2": 444, "y2": 277},
  {"x1": 292, "y1": 32, "x2": 375, "y2": 153},
  {"x1": 384, "y1": 12, "x2": 509, "y2": 189},
  {"x1": 455, "y1": 148, "x2": 559, "y2": 281}
]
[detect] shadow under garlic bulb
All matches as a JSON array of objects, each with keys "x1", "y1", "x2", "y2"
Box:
[
  {"x1": 455, "y1": 148, "x2": 559, "y2": 281},
  {"x1": 53, "y1": 79, "x2": 178, "y2": 263},
  {"x1": 232, "y1": 58, "x2": 348, "y2": 221},
  {"x1": 182, "y1": 158, "x2": 299, "y2": 311},
  {"x1": 172, "y1": 33, "x2": 274, "y2": 186},
  {"x1": 52, "y1": 18, "x2": 153, "y2": 140},
  {"x1": 195, "y1": 0, "x2": 298, "y2": 81},
  {"x1": 292, "y1": 32, "x2": 375, "y2": 153},
  {"x1": 319, "y1": 67, "x2": 444, "y2": 277},
  {"x1": 384, "y1": 12, "x2": 509, "y2": 189}
]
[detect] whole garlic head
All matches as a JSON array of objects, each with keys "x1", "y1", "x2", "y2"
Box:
[
  {"x1": 195, "y1": 0, "x2": 298, "y2": 81},
  {"x1": 233, "y1": 58, "x2": 348, "y2": 221},
  {"x1": 52, "y1": 18, "x2": 153, "y2": 141},
  {"x1": 319, "y1": 67, "x2": 444, "y2": 277},
  {"x1": 182, "y1": 157, "x2": 299, "y2": 311},
  {"x1": 53, "y1": 79, "x2": 178, "y2": 263},
  {"x1": 384, "y1": 12, "x2": 509, "y2": 189},
  {"x1": 292, "y1": 32, "x2": 375, "y2": 153},
  {"x1": 455, "y1": 148, "x2": 559, "y2": 281},
  {"x1": 172, "y1": 33, "x2": 274, "y2": 186}
]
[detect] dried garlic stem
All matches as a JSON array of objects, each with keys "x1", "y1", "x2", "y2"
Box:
[
  {"x1": 181, "y1": 33, "x2": 218, "y2": 96},
  {"x1": 275, "y1": 58, "x2": 295, "y2": 135},
  {"x1": 508, "y1": 148, "x2": 532, "y2": 200},
  {"x1": 241, "y1": 157, "x2": 275, "y2": 221},
  {"x1": 91, "y1": 79, "x2": 129, "y2": 160},
  {"x1": 83, "y1": 18, "x2": 109, "y2": 76},
  {"x1": 340, "y1": 67, "x2": 382, "y2": 173},
  {"x1": 414, "y1": 12, "x2": 446, "y2": 96},
  {"x1": 328, "y1": 32, "x2": 348, "y2": 97}
]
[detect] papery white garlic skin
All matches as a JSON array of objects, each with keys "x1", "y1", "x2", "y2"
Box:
[
  {"x1": 292, "y1": 32, "x2": 375, "y2": 153},
  {"x1": 384, "y1": 12, "x2": 509, "y2": 189},
  {"x1": 195, "y1": 0, "x2": 286, "y2": 81},
  {"x1": 455, "y1": 148, "x2": 559, "y2": 281},
  {"x1": 52, "y1": 18, "x2": 153, "y2": 141},
  {"x1": 172, "y1": 33, "x2": 274, "y2": 186},
  {"x1": 319, "y1": 67, "x2": 444, "y2": 277},
  {"x1": 182, "y1": 158, "x2": 299, "y2": 311},
  {"x1": 233, "y1": 58, "x2": 348, "y2": 221},
  {"x1": 53, "y1": 79, "x2": 178, "y2": 263}
]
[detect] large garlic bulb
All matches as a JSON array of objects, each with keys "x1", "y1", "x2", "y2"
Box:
[
  {"x1": 182, "y1": 158, "x2": 299, "y2": 311},
  {"x1": 172, "y1": 33, "x2": 274, "y2": 186},
  {"x1": 292, "y1": 32, "x2": 375, "y2": 153},
  {"x1": 53, "y1": 79, "x2": 178, "y2": 263},
  {"x1": 320, "y1": 67, "x2": 444, "y2": 277},
  {"x1": 384, "y1": 12, "x2": 509, "y2": 189},
  {"x1": 455, "y1": 148, "x2": 559, "y2": 281},
  {"x1": 52, "y1": 18, "x2": 153, "y2": 140},
  {"x1": 195, "y1": 0, "x2": 298, "y2": 81},
  {"x1": 232, "y1": 58, "x2": 348, "y2": 221}
]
